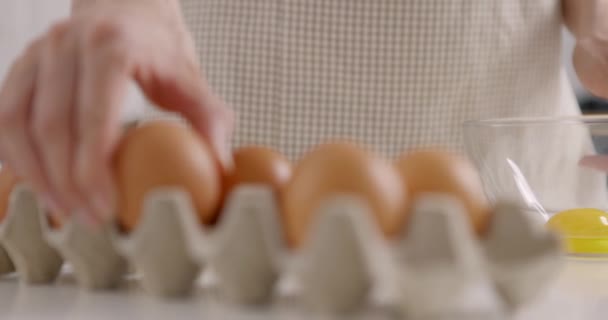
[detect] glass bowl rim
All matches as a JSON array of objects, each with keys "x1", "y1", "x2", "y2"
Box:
[{"x1": 463, "y1": 114, "x2": 608, "y2": 128}]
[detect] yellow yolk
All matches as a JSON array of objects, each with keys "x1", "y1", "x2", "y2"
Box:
[{"x1": 547, "y1": 208, "x2": 608, "y2": 255}]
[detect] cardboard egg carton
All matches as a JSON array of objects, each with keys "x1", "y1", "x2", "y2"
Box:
[
  {"x1": 0, "y1": 246, "x2": 12, "y2": 275},
  {"x1": 0, "y1": 184, "x2": 563, "y2": 319}
]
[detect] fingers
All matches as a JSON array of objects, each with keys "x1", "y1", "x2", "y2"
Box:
[
  {"x1": 169, "y1": 83, "x2": 234, "y2": 171},
  {"x1": 0, "y1": 13, "x2": 231, "y2": 228},
  {"x1": 0, "y1": 39, "x2": 51, "y2": 198},
  {"x1": 73, "y1": 25, "x2": 130, "y2": 223},
  {"x1": 579, "y1": 155, "x2": 608, "y2": 171},
  {"x1": 30, "y1": 21, "x2": 81, "y2": 218},
  {"x1": 137, "y1": 59, "x2": 234, "y2": 170},
  {"x1": 187, "y1": 91, "x2": 234, "y2": 171}
]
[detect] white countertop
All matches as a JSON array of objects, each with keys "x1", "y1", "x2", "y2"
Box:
[{"x1": 0, "y1": 258, "x2": 606, "y2": 320}]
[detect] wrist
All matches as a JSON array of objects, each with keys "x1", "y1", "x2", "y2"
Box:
[{"x1": 565, "y1": 0, "x2": 608, "y2": 40}]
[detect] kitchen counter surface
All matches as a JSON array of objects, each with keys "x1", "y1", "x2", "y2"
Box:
[{"x1": 0, "y1": 258, "x2": 606, "y2": 319}]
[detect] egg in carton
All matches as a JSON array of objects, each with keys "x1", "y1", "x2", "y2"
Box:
[
  {"x1": 103, "y1": 143, "x2": 286, "y2": 301},
  {"x1": 0, "y1": 119, "x2": 145, "y2": 286},
  {"x1": 112, "y1": 140, "x2": 563, "y2": 314},
  {"x1": 88, "y1": 181, "x2": 561, "y2": 318},
  {"x1": 0, "y1": 118, "x2": 565, "y2": 319},
  {"x1": 97, "y1": 183, "x2": 392, "y2": 309},
  {"x1": 0, "y1": 181, "x2": 562, "y2": 316},
  {"x1": 225, "y1": 188, "x2": 562, "y2": 317}
]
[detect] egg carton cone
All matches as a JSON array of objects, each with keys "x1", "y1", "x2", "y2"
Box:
[
  {"x1": 108, "y1": 188, "x2": 202, "y2": 297},
  {"x1": 115, "y1": 185, "x2": 287, "y2": 303},
  {"x1": 0, "y1": 182, "x2": 563, "y2": 318},
  {"x1": 286, "y1": 196, "x2": 396, "y2": 313},
  {"x1": 0, "y1": 245, "x2": 14, "y2": 275},
  {"x1": 395, "y1": 194, "x2": 506, "y2": 319},
  {"x1": 178, "y1": 186, "x2": 394, "y2": 311},
  {"x1": 482, "y1": 202, "x2": 563, "y2": 310},
  {"x1": 98, "y1": 185, "x2": 563, "y2": 317},
  {"x1": 40, "y1": 214, "x2": 128, "y2": 290},
  {"x1": 179, "y1": 185, "x2": 285, "y2": 305},
  {"x1": 110, "y1": 185, "x2": 388, "y2": 309},
  {"x1": 0, "y1": 185, "x2": 63, "y2": 284}
]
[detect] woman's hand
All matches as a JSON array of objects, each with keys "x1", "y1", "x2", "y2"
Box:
[{"x1": 0, "y1": 0, "x2": 232, "y2": 225}]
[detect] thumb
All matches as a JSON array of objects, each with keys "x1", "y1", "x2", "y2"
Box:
[
  {"x1": 579, "y1": 154, "x2": 608, "y2": 172},
  {"x1": 136, "y1": 63, "x2": 234, "y2": 170}
]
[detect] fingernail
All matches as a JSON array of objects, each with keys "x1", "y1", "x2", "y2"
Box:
[
  {"x1": 220, "y1": 146, "x2": 234, "y2": 171},
  {"x1": 207, "y1": 114, "x2": 233, "y2": 172},
  {"x1": 42, "y1": 194, "x2": 62, "y2": 214},
  {"x1": 215, "y1": 134, "x2": 234, "y2": 172}
]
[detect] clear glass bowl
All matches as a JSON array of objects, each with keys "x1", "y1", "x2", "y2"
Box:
[
  {"x1": 463, "y1": 115, "x2": 608, "y2": 218},
  {"x1": 463, "y1": 115, "x2": 608, "y2": 255}
]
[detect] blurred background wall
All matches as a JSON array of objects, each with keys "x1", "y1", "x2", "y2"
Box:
[
  {"x1": 0, "y1": 0, "x2": 70, "y2": 81},
  {"x1": 0, "y1": 1, "x2": 603, "y2": 114},
  {"x1": 0, "y1": 0, "x2": 145, "y2": 120}
]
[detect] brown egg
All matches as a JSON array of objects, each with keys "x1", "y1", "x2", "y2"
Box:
[
  {"x1": 0, "y1": 167, "x2": 20, "y2": 223},
  {"x1": 114, "y1": 119, "x2": 221, "y2": 232},
  {"x1": 223, "y1": 145, "x2": 292, "y2": 196},
  {"x1": 283, "y1": 141, "x2": 408, "y2": 248},
  {"x1": 395, "y1": 149, "x2": 490, "y2": 235}
]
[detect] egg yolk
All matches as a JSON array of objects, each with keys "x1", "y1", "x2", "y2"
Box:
[{"x1": 547, "y1": 208, "x2": 608, "y2": 255}]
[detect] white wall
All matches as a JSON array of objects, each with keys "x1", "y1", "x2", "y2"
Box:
[
  {"x1": 0, "y1": 0, "x2": 146, "y2": 121},
  {"x1": 0, "y1": 0, "x2": 71, "y2": 81}
]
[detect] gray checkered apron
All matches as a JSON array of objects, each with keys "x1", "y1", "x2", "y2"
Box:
[
  {"x1": 179, "y1": 0, "x2": 579, "y2": 160},
  {"x1": 174, "y1": 0, "x2": 608, "y2": 211}
]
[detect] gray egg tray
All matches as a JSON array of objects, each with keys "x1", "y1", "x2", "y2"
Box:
[{"x1": 0, "y1": 184, "x2": 563, "y2": 319}]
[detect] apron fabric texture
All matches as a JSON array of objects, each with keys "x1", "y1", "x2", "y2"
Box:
[
  {"x1": 180, "y1": 0, "x2": 577, "y2": 159},
  {"x1": 175, "y1": 0, "x2": 607, "y2": 209}
]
